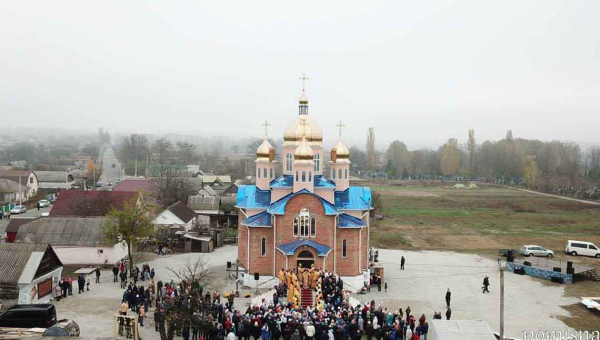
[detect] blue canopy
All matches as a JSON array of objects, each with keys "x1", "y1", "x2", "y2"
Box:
[
  {"x1": 241, "y1": 211, "x2": 272, "y2": 227},
  {"x1": 338, "y1": 213, "x2": 367, "y2": 228},
  {"x1": 268, "y1": 189, "x2": 338, "y2": 215},
  {"x1": 334, "y1": 187, "x2": 373, "y2": 210},
  {"x1": 236, "y1": 185, "x2": 271, "y2": 209},
  {"x1": 277, "y1": 239, "x2": 332, "y2": 256}
]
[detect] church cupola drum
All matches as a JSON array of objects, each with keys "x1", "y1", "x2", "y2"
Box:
[{"x1": 236, "y1": 74, "x2": 373, "y2": 292}]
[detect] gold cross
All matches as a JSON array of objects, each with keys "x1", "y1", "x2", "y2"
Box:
[
  {"x1": 262, "y1": 120, "x2": 270, "y2": 138},
  {"x1": 299, "y1": 72, "x2": 309, "y2": 91},
  {"x1": 299, "y1": 119, "x2": 309, "y2": 139},
  {"x1": 336, "y1": 121, "x2": 345, "y2": 138}
]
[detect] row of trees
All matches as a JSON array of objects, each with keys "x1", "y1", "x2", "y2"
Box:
[{"x1": 380, "y1": 129, "x2": 600, "y2": 193}]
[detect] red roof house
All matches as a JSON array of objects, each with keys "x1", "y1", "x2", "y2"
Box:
[
  {"x1": 49, "y1": 190, "x2": 138, "y2": 217},
  {"x1": 113, "y1": 178, "x2": 158, "y2": 201}
]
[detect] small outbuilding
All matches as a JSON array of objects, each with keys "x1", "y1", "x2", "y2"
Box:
[
  {"x1": 430, "y1": 320, "x2": 496, "y2": 340},
  {"x1": 0, "y1": 243, "x2": 63, "y2": 306},
  {"x1": 183, "y1": 233, "x2": 214, "y2": 253}
]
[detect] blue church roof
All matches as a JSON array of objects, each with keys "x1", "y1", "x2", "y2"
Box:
[
  {"x1": 338, "y1": 213, "x2": 367, "y2": 228},
  {"x1": 270, "y1": 174, "x2": 336, "y2": 189},
  {"x1": 334, "y1": 187, "x2": 373, "y2": 210},
  {"x1": 236, "y1": 185, "x2": 271, "y2": 209},
  {"x1": 268, "y1": 189, "x2": 338, "y2": 215},
  {"x1": 241, "y1": 211, "x2": 272, "y2": 227},
  {"x1": 277, "y1": 239, "x2": 332, "y2": 256}
]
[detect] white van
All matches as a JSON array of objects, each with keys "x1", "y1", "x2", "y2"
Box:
[{"x1": 565, "y1": 240, "x2": 600, "y2": 258}]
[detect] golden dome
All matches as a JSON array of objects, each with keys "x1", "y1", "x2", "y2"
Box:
[
  {"x1": 294, "y1": 137, "x2": 314, "y2": 162},
  {"x1": 330, "y1": 139, "x2": 350, "y2": 163},
  {"x1": 283, "y1": 115, "x2": 323, "y2": 144},
  {"x1": 256, "y1": 139, "x2": 275, "y2": 162},
  {"x1": 299, "y1": 90, "x2": 309, "y2": 104}
]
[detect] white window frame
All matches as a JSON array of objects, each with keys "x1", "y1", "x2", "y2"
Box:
[
  {"x1": 293, "y1": 217, "x2": 299, "y2": 237},
  {"x1": 314, "y1": 154, "x2": 320, "y2": 172},
  {"x1": 302, "y1": 171, "x2": 306, "y2": 183},
  {"x1": 286, "y1": 154, "x2": 293, "y2": 172},
  {"x1": 310, "y1": 217, "x2": 316, "y2": 237}
]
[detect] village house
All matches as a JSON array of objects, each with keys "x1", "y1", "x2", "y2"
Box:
[
  {"x1": 49, "y1": 190, "x2": 138, "y2": 217},
  {"x1": 0, "y1": 169, "x2": 39, "y2": 200},
  {"x1": 34, "y1": 170, "x2": 75, "y2": 189},
  {"x1": 0, "y1": 178, "x2": 25, "y2": 206},
  {"x1": 0, "y1": 243, "x2": 63, "y2": 306},
  {"x1": 236, "y1": 86, "x2": 373, "y2": 290},
  {"x1": 153, "y1": 201, "x2": 197, "y2": 234},
  {"x1": 12, "y1": 217, "x2": 128, "y2": 267}
]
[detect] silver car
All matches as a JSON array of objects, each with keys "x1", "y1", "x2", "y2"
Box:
[
  {"x1": 520, "y1": 245, "x2": 554, "y2": 257},
  {"x1": 10, "y1": 205, "x2": 26, "y2": 214}
]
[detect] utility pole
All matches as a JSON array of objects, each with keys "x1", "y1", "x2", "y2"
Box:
[
  {"x1": 134, "y1": 159, "x2": 138, "y2": 177},
  {"x1": 18, "y1": 176, "x2": 22, "y2": 206},
  {"x1": 499, "y1": 259, "x2": 505, "y2": 340}
]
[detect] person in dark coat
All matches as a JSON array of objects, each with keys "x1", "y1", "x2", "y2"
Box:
[
  {"x1": 445, "y1": 307, "x2": 452, "y2": 320},
  {"x1": 95, "y1": 268, "x2": 101, "y2": 284},
  {"x1": 483, "y1": 276, "x2": 490, "y2": 293},
  {"x1": 400, "y1": 256, "x2": 405, "y2": 270},
  {"x1": 445, "y1": 289, "x2": 451, "y2": 307},
  {"x1": 112, "y1": 266, "x2": 119, "y2": 283},
  {"x1": 78, "y1": 275, "x2": 85, "y2": 293}
]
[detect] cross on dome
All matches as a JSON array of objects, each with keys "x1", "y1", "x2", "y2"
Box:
[
  {"x1": 336, "y1": 121, "x2": 345, "y2": 138},
  {"x1": 262, "y1": 120, "x2": 270, "y2": 138},
  {"x1": 299, "y1": 72, "x2": 309, "y2": 91}
]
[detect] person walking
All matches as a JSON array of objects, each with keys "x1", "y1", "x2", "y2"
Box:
[
  {"x1": 445, "y1": 289, "x2": 451, "y2": 307},
  {"x1": 77, "y1": 275, "x2": 85, "y2": 293},
  {"x1": 157, "y1": 243, "x2": 165, "y2": 256},
  {"x1": 482, "y1": 276, "x2": 490, "y2": 293},
  {"x1": 95, "y1": 267, "x2": 101, "y2": 284},
  {"x1": 401, "y1": 256, "x2": 405, "y2": 270},
  {"x1": 113, "y1": 266, "x2": 119, "y2": 283},
  {"x1": 138, "y1": 305, "x2": 145, "y2": 327},
  {"x1": 445, "y1": 307, "x2": 452, "y2": 320},
  {"x1": 120, "y1": 270, "x2": 127, "y2": 289},
  {"x1": 384, "y1": 282, "x2": 388, "y2": 293}
]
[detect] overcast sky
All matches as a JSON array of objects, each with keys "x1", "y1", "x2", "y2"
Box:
[{"x1": 1, "y1": 1, "x2": 599, "y2": 149}]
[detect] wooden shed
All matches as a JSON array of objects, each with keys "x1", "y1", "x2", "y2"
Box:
[
  {"x1": 0, "y1": 243, "x2": 63, "y2": 307},
  {"x1": 183, "y1": 234, "x2": 214, "y2": 253}
]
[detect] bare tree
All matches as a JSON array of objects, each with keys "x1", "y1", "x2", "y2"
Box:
[{"x1": 162, "y1": 257, "x2": 215, "y2": 340}]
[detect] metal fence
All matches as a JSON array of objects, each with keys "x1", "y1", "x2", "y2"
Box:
[{"x1": 223, "y1": 237, "x2": 238, "y2": 245}]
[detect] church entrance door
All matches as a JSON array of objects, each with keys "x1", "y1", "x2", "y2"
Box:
[{"x1": 297, "y1": 250, "x2": 314, "y2": 270}]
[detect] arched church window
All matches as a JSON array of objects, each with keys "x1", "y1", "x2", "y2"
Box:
[
  {"x1": 308, "y1": 172, "x2": 312, "y2": 182},
  {"x1": 310, "y1": 217, "x2": 316, "y2": 237},
  {"x1": 342, "y1": 239, "x2": 347, "y2": 258},
  {"x1": 314, "y1": 154, "x2": 320, "y2": 172},
  {"x1": 295, "y1": 171, "x2": 299, "y2": 182},
  {"x1": 302, "y1": 171, "x2": 306, "y2": 183},
  {"x1": 338, "y1": 169, "x2": 342, "y2": 180},
  {"x1": 286, "y1": 154, "x2": 293, "y2": 172},
  {"x1": 299, "y1": 208, "x2": 310, "y2": 237},
  {"x1": 345, "y1": 169, "x2": 348, "y2": 179},
  {"x1": 257, "y1": 168, "x2": 260, "y2": 179},
  {"x1": 332, "y1": 169, "x2": 336, "y2": 179},
  {"x1": 261, "y1": 238, "x2": 266, "y2": 256},
  {"x1": 293, "y1": 217, "x2": 299, "y2": 237},
  {"x1": 263, "y1": 168, "x2": 267, "y2": 179},
  {"x1": 270, "y1": 168, "x2": 274, "y2": 179}
]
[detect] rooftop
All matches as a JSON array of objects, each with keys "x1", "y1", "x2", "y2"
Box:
[{"x1": 50, "y1": 190, "x2": 138, "y2": 217}]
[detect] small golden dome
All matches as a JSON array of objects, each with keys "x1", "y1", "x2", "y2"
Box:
[
  {"x1": 299, "y1": 90, "x2": 309, "y2": 105},
  {"x1": 256, "y1": 139, "x2": 275, "y2": 161},
  {"x1": 294, "y1": 137, "x2": 314, "y2": 161},
  {"x1": 331, "y1": 139, "x2": 350, "y2": 163}
]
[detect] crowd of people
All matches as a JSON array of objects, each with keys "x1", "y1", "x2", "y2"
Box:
[{"x1": 111, "y1": 261, "x2": 457, "y2": 340}]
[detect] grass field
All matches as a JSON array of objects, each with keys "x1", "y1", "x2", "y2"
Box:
[{"x1": 368, "y1": 181, "x2": 600, "y2": 331}]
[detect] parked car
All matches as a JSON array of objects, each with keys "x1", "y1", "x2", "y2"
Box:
[
  {"x1": 38, "y1": 199, "x2": 50, "y2": 208},
  {"x1": 43, "y1": 319, "x2": 80, "y2": 337},
  {"x1": 9, "y1": 205, "x2": 26, "y2": 214},
  {"x1": 520, "y1": 245, "x2": 554, "y2": 257},
  {"x1": 51, "y1": 196, "x2": 57, "y2": 204},
  {"x1": 107, "y1": 181, "x2": 113, "y2": 186},
  {"x1": 117, "y1": 178, "x2": 123, "y2": 183},
  {"x1": 111, "y1": 163, "x2": 116, "y2": 168},
  {"x1": 96, "y1": 181, "x2": 102, "y2": 187},
  {"x1": 0, "y1": 304, "x2": 57, "y2": 328},
  {"x1": 565, "y1": 240, "x2": 600, "y2": 258}
]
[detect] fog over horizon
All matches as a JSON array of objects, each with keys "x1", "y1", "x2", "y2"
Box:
[{"x1": 1, "y1": 1, "x2": 599, "y2": 150}]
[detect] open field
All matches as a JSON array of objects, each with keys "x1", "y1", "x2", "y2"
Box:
[{"x1": 370, "y1": 181, "x2": 600, "y2": 331}]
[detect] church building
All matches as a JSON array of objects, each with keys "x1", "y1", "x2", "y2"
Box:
[{"x1": 236, "y1": 80, "x2": 373, "y2": 291}]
